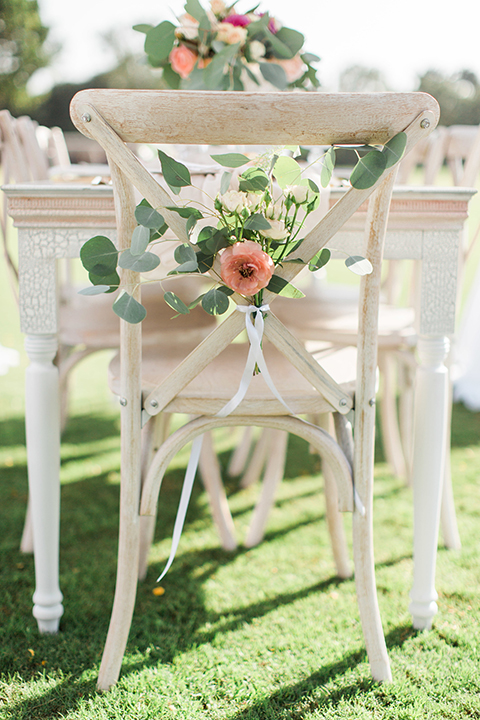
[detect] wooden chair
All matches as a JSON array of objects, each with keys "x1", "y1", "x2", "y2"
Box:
[
  {"x1": 70, "y1": 88, "x2": 439, "y2": 690},
  {"x1": 0, "y1": 109, "x2": 222, "y2": 553}
]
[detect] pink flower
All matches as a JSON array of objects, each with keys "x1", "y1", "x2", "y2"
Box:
[
  {"x1": 169, "y1": 45, "x2": 198, "y2": 79},
  {"x1": 220, "y1": 241, "x2": 274, "y2": 296},
  {"x1": 223, "y1": 13, "x2": 251, "y2": 27},
  {"x1": 268, "y1": 54, "x2": 305, "y2": 81}
]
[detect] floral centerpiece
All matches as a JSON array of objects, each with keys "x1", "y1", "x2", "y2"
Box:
[
  {"x1": 133, "y1": 0, "x2": 320, "y2": 91},
  {"x1": 79, "y1": 134, "x2": 407, "y2": 324}
]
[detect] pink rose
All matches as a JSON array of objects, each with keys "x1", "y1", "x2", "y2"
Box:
[
  {"x1": 220, "y1": 240, "x2": 274, "y2": 296},
  {"x1": 169, "y1": 45, "x2": 198, "y2": 79},
  {"x1": 223, "y1": 13, "x2": 251, "y2": 27}
]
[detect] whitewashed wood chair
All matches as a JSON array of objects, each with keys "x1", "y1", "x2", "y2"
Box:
[
  {"x1": 0, "y1": 109, "x2": 221, "y2": 552},
  {"x1": 70, "y1": 87, "x2": 439, "y2": 690}
]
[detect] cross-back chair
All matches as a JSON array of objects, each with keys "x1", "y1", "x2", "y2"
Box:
[{"x1": 70, "y1": 88, "x2": 439, "y2": 690}]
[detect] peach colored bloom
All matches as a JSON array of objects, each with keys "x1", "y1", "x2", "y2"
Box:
[
  {"x1": 169, "y1": 45, "x2": 198, "y2": 79},
  {"x1": 220, "y1": 241, "x2": 274, "y2": 295},
  {"x1": 198, "y1": 56, "x2": 212, "y2": 69},
  {"x1": 268, "y1": 54, "x2": 305, "y2": 82},
  {"x1": 216, "y1": 22, "x2": 248, "y2": 45},
  {"x1": 210, "y1": 0, "x2": 226, "y2": 14}
]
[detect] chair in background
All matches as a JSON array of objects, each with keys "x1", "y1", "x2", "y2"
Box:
[
  {"x1": 0, "y1": 110, "x2": 235, "y2": 554},
  {"x1": 70, "y1": 87, "x2": 440, "y2": 689}
]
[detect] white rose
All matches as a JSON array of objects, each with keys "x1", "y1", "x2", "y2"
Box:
[
  {"x1": 265, "y1": 200, "x2": 284, "y2": 220},
  {"x1": 216, "y1": 22, "x2": 248, "y2": 45},
  {"x1": 286, "y1": 184, "x2": 310, "y2": 204},
  {"x1": 249, "y1": 40, "x2": 266, "y2": 61},
  {"x1": 244, "y1": 193, "x2": 262, "y2": 210},
  {"x1": 220, "y1": 190, "x2": 247, "y2": 213},
  {"x1": 260, "y1": 219, "x2": 288, "y2": 240},
  {"x1": 176, "y1": 13, "x2": 199, "y2": 40},
  {"x1": 210, "y1": 0, "x2": 226, "y2": 15}
]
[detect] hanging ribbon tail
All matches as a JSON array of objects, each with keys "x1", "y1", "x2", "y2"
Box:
[{"x1": 157, "y1": 433, "x2": 204, "y2": 582}]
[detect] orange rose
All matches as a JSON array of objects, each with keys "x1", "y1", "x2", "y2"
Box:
[
  {"x1": 220, "y1": 241, "x2": 274, "y2": 296},
  {"x1": 169, "y1": 45, "x2": 198, "y2": 79}
]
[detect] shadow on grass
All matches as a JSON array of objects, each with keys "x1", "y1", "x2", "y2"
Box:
[{"x1": 0, "y1": 411, "x2": 419, "y2": 718}]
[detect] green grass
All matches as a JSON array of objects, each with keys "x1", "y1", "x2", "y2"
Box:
[{"x1": 1, "y1": 219, "x2": 480, "y2": 718}]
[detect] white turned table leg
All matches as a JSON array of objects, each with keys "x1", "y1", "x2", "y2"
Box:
[
  {"x1": 24, "y1": 334, "x2": 64, "y2": 632},
  {"x1": 409, "y1": 335, "x2": 449, "y2": 630}
]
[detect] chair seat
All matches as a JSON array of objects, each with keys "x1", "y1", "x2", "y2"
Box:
[
  {"x1": 59, "y1": 280, "x2": 216, "y2": 349},
  {"x1": 274, "y1": 294, "x2": 416, "y2": 348},
  {"x1": 108, "y1": 340, "x2": 357, "y2": 416}
]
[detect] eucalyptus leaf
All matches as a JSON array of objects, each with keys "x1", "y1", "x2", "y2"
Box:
[
  {"x1": 202, "y1": 286, "x2": 230, "y2": 315},
  {"x1": 185, "y1": 0, "x2": 210, "y2": 24},
  {"x1": 188, "y1": 294, "x2": 206, "y2": 310},
  {"x1": 88, "y1": 270, "x2": 120, "y2": 293},
  {"x1": 272, "y1": 155, "x2": 302, "y2": 189},
  {"x1": 164, "y1": 291, "x2": 190, "y2": 315},
  {"x1": 157, "y1": 149, "x2": 192, "y2": 190},
  {"x1": 238, "y1": 167, "x2": 269, "y2": 192},
  {"x1": 131, "y1": 225, "x2": 151, "y2": 256},
  {"x1": 266, "y1": 275, "x2": 305, "y2": 299},
  {"x1": 78, "y1": 284, "x2": 111, "y2": 296},
  {"x1": 350, "y1": 149, "x2": 386, "y2": 190},
  {"x1": 118, "y1": 250, "x2": 161, "y2": 273},
  {"x1": 205, "y1": 228, "x2": 230, "y2": 254},
  {"x1": 273, "y1": 27, "x2": 304, "y2": 57},
  {"x1": 112, "y1": 290, "x2": 147, "y2": 324},
  {"x1": 195, "y1": 249, "x2": 215, "y2": 273},
  {"x1": 133, "y1": 24, "x2": 153, "y2": 34},
  {"x1": 174, "y1": 243, "x2": 197, "y2": 264},
  {"x1": 301, "y1": 52, "x2": 320, "y2": 64},
  {"x1": 135, "y1": 201, "x2": 165, "y2": 230},
  {"x1": 259, "y1": 62, "x2": 288, "y2": 90},
  {"x1": 211, "y1": 153, "x2": 250, "y2": 168},
  {"x1": 80, "y1": 236, "x2": 118, "y2": 276},
  {"x1": 308, "y1": 248, "x2": 331, "y2": 272},
  {"x1": 345, "y1": 255, "x2": 373, "y2": 276},
  {"x1": 320, "y1": 146, "x2": 336, "y2": 188},
  {"x1": 165, "y1": 206, "x2": 203, "y2": 220},
  {"x1": 244, "y1": 213, "x2": 272, "y2": 231},
  {"x1": 168, "y1": 260, "x2": 199, "y2": 275},
  {"x1": 203, "y1": 43, "x2": 240, "y2": 89},
  {"x1": 144, "y1": 22, "x2": 176, "y2": 64},
  {"x1": 220, "y1": 171, "x2": 233, "y2": 195},
  {"x1": 265, "y1": 29, "x2": 295, "y2": 59},
  {"x1": 383, "y1": 131, "x2": 407, "y2": 169}
]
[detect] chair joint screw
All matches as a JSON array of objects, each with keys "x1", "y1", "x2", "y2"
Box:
[
  {"x1": 339, "y1": 399, "x2": 347, "y2": 407},
  {"x1": 150, "y1": 399, "x2": 159, "y2": 409},
  {"x1": 82, "y1": 113, "x2": 92, "y2": 123},
  {"x1": 119, "y1": 397, "x2": 127, "y2": 406},
  {"x1": 420, "y1": 118, "x2": 431, "y2": 129},
  {"x1": 369, "y1": 398, "x2": 376, "y2": 406}
]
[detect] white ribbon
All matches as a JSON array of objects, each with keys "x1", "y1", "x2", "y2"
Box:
[{"x1": 157, "y1": 303, "x2": 363, "y2": 581}]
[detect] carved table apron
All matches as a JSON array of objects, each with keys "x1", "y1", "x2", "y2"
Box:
[{"x1": 2, "y1": 180, "x2": 476, "y2": 634}]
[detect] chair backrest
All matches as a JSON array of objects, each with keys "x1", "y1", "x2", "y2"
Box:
[
  {"x1": 69, "y1": 90, "x2": 439, "y2": 421},
  {"x1": 445, "y1": 124, "x2": 480, "y2": 187}
]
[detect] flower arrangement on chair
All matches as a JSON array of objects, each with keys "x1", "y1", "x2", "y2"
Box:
[
  {"x1": 79, "y1": 135, "x2": 407, "y2": 323},
  {"x1": 133, "y1": 0, "x2": 320, "y2": 91}
]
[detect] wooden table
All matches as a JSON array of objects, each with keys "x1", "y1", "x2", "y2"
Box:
[{"x1": 3, "y1": 179, "x2": 476, "y2": 634}]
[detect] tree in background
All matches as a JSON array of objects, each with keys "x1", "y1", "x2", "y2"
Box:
[
  {"x1": 0, "y1": 0, "x2": 51, "y2": 113},
  {"x1": 417, "y1": 70, "x2": 480, "y2": 126}
]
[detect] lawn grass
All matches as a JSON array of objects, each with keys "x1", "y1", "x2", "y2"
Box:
[{"x1": 1, "y1": 200, "x2": 480, "y2": 718}]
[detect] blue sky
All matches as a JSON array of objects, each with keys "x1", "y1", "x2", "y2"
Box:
[{"x1": 32, "y1": 0, "x2": 480, "y2": 95}]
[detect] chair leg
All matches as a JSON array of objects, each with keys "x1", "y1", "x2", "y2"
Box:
[
  {"x1": 378, "y1": 353, "x2": 406, "y2": 479},
  {"x1": 240, "y1": 427, "x2": 271, "y2": 488},
  {"x1": 245, "y1": 430, "x2": 288, "y2": 547},
  {"x1": 318, "y1": 414, "x2": 352, "y2": 579},
  {"x1": 138, "y1": 414, "x2": 171, "y2": 581},
  {"x1": 199, "y1": 431, "x2": 237, "y2": 551},
  {"x1": 352, "y1": 509, "x2": 392, "y2": 681},
  {"x1": 227, "y1": 426, "x2": 254, "y2": 476},
  {"x1": 20, "y1": 499, "x2": 34, "y2": 554}
]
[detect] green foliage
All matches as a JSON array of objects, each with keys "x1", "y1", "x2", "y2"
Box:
[
  {"x1": 112, "y1": 290, "x2": 147, "y2": 323},
  {"x1": 417, "y1": 69, "x2": 480, "y2": 126},
  {"x1": 0, "y1": 0, "x2": 51, "y2": 112}
]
